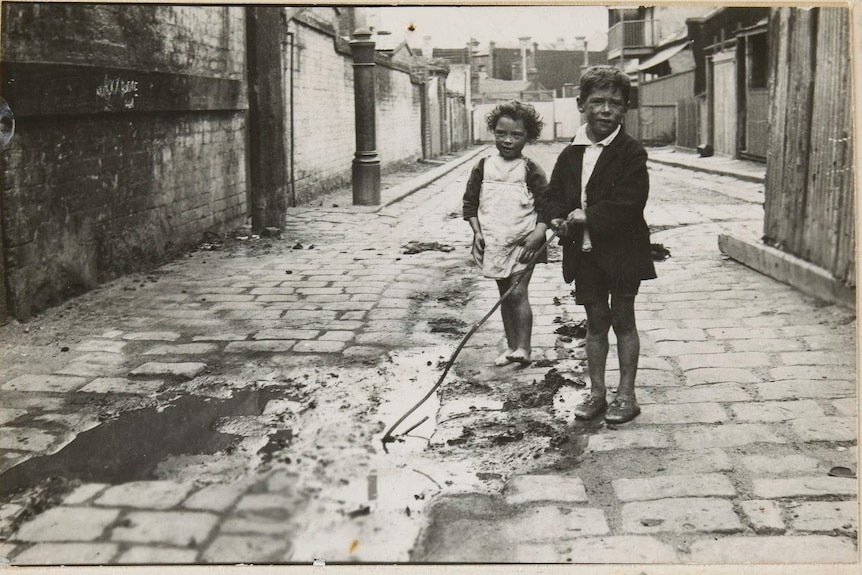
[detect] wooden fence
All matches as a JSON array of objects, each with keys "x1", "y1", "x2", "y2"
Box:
[
  {"x1": 764, "y1": 7, "x2": 854, "y2": 286},
  {"x1": 639, "y1": 70, "x2": 696, "y2": 145},
  {"x1": 677, "y1": 97, "x2": 700, "y2": 149}
]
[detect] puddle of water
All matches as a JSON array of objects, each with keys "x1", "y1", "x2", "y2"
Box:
[
  {"x1": 376, "y1": 347, "x2": 451, "y2": 452},
  {"x1": 0, "y1": 388, "x2": 280, "y2": 502},
  {"x1": 289, "y1": 457, "x2": 494, "y2": 563}
]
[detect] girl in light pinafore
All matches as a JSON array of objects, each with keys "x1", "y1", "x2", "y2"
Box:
[{"x1": 463, "y1": 101, "x2": 549, "y2": 366}]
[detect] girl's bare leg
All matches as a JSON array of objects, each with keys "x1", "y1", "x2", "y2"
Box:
[
  {"x1": 505, "y1": 267, "x2": 534, "y2": 363},
  {"x1": 495, "y1": 277, "x2": 518, "y2": 365}
]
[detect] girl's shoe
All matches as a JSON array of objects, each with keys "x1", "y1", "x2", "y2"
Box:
[
  {"x1": 573, "y1": 395, "x2": 607, "y2": 419},
  {"x1": 605, "y1": 397, "x2": 641, "y2": 424},
  {"x1": 494, "y1": 352, "x2": 517, "y2": 366}
]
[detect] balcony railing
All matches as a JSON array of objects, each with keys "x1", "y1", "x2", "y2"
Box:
[{"x1": 608, "y1": 19, "x2": 659, "y2": 54}]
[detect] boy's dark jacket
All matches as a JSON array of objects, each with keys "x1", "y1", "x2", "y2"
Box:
[{"x1": 543, "y1": 129, "x2": 657, "y2": 284}]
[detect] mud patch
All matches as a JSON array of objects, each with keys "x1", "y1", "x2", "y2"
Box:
[
  {"x1": 258, "y1": 429, "x2": 295, "y2": 464},
  {"x1": 546, "y1": 418, "x2": 602, "y2": 470},
  {"x1": 503, "y1": 368, "x2": 583, "y2": 410},
  {"x1": 651, "y1": 243, "x2": 672, "y2": 261},
  {"x1": 554, "y1": 320, "x2": 587, "y2": 339},
  {"x1": 402, "y1": 241, "x2": 455, "y2": 255},
  {"x1": 428, "y1": 317, "x2": 469, "y2": 336}
]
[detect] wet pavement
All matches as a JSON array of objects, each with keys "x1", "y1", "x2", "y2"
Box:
[{"x1": 0, "y1": 143, "x2": 857, "y2": 567}]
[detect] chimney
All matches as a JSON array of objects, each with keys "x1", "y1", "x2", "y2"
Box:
[
  {"x1": 489, "y1": 41, "x2": 495, "y2": 77},
  {"x1": 423, "y1": 35, "x2": 433, "y2": 59},
  {"x1": 576, "y1": 36, "x2": 589, "y2": 66},
  {"x1": 518, "y1": 36, "x2": 530, "y2": 81}
]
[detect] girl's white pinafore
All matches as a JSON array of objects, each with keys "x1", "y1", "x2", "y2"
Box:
[{"x1": 472, "y1": 154, "x2": 537, "y2": 279}]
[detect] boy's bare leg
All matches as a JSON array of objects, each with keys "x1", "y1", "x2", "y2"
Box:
[
  {"x1": 574, "y1": 301, "x2": 612, "y2": 418},
  {"x1": 584, "y1": 301, "x2": 612, "y2": 397},
  {"x1": 611, "y1": 294, "x2": 639, "y2": 399},
  {"x1": 606, "y1": 294, "x2": 641, "y2": 423}
]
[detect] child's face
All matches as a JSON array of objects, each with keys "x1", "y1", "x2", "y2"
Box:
[
  {"x1": 578, "y1": 85, "x2": 627, "y2": 142},
  {"x1": 493, "y1": 116, "x2": 527, "y2": 159}
]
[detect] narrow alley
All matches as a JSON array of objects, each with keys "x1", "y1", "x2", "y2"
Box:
[{"x1": 0, "y1": 143, "x2": 856, "y2": 567}]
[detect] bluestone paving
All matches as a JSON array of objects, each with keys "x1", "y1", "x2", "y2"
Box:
[
  {"x1": 62, "y1": 484, "x2": 110, "y2": 505},
  {"x1": 0, "y1": 145, "x2": 855, "y2": 567},
  {"x1": 13, "y1": 506, "x2": 121, "y2": 542},
  {"x1": 621, "y1": 498, "x2": 744, "y2": 534},
  {"x1": 1, "y1": 374, "x2": 89, "y2": 393},
  {"x1": 128, "y1": 362, "x2": 206, "y2": 379},
  {"x1": 0, "y1": 428, "x2": 58, "y2": 452},
  {"x1": 653, "y1": 384, "x2": 753, "y2": 404},
  {"x1": 588, "y1": 429, "x2": 672, "y2": 452},
  {"x1": 788, "y1": 417, "x2": 858, "y2": 442},
  {"x1": 502, "y1": 475, "x2": 588, "y2": 505},
  {"x1": 674, "y1": 424, "x2": 787, "y2": 449},
  {"x1": 612, "y1": 473, "x2": 736, "y2": 501},
  {"x1": 564, "y1": 536, "x2": 681, "y2": 563},
  {"x1": 504, "y1": 506, "x2": 610, "y2": 540},
  {"x1": 739, "y1": 454, "x2": 823, "y2": 476},
  {"x1": 687, "y1": 535, "x2": 857, "y2": 563},
  {"x1": 95, "y1": 481, "x2": 195, "y2": 509},
  {"x1": 115, "y1": 546, "x2": 199, "y2": 564},
  {"x1": 752, "y1": 477, "x2": 857, "y2": 498},
  {"x1": 78, "y1": 378, "x2": 163, "y2": 394},
  {"x1": 757, "y1": 379, "x2": 856, "y2": 400},
  {"x1": 182, "y1": 484, "x2": 248, "y2": 512},
  {"x1": 12, "y1": 543, "x2": 120, "y2": 565},
  {"x1": 739, "y1": 500, "x2": 786, "y2": 534},
  {"x1": 110, "y1": 511, "x2": 219, "y2": 545},
  {"x1": 790, "y1": 501, "x2": 857, "y2": 532},
  {"x1": 224, "y1": 340, "x2": 296, "y2": 353},
  {"x1": 683, "y1": 368, "x2": 762, "y2": 385},
  {"x1": 731, "y1": 399, "x2": 826, "y2": 422}
]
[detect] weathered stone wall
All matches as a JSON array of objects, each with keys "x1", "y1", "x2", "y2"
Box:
[{"x1": 0, "y1": 4, "x2": 248, "y2": 320}]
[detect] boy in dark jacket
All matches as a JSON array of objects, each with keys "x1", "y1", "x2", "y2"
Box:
[{"x1": 545, "y1": 66, "x2": 656, "y2": 424}]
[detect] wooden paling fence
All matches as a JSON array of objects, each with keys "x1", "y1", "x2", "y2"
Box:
[{"x1": 764, "y1": 7, "x2": 855, "y2": 286}]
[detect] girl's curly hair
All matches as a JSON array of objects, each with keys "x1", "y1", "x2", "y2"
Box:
[{"x1": 486, "y1": 101, "x2": 544, "y2": 143}]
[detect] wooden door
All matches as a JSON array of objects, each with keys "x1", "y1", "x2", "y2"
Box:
[{"x1": 712, "y1": 50, "x2": 737, "y2": 156}]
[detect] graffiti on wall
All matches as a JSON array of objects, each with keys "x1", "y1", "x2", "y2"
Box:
[{"x1": 96, "y1": 76, "x2": 139, "y2": 110}]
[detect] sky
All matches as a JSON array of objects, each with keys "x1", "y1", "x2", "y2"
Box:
[{"x1": 370, "y1": 5, "x2": 609, "y2": 51}]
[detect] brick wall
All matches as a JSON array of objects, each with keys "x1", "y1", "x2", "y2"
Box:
[
  {"x1": 287, "y1": 16, "x2": 356, "y2": 204},
  {"x1": 375, "y1": 61, "x2": 423, "y2": 170},
  {"x1": 0, "y1": 4, "x2": 248, "y2": 320},
  {"x1": 287, "y1": 13, "x2": 423, "y2": 205}
]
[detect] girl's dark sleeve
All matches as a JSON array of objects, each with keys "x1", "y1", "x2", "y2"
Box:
[
  {"x1": 462, "y1": 159, "x2": 484, "y2": 220},
  {"x1": 526, "y1": 159, "x2": 550, "y2": 225},
  {"x1": 584, "y1": 144, "x2": 649, "y2": 235}
]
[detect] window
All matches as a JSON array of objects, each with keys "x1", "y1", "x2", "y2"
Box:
[{"x1": 747, "y1": 33, "x2": 768, "y2": 89}]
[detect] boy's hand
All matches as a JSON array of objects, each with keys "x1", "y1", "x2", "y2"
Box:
[
  {"x1": 567, "y1": 208, "x2": 587, "y2": 225},
  {"x1": 519, "y1": 228, "x2": 546, "y2": 263}
]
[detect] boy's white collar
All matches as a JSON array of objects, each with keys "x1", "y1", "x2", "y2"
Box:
[{"x1": 572, "y1": 123, "x2": 621, "y2": 147}]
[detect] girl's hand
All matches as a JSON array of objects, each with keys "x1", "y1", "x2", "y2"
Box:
[
  {"x1": 519, "y1": 229, "x2": 546, "y2": 263},
  {"x1": 473, "y1": 230, "x2": 485, "y2": 250}
]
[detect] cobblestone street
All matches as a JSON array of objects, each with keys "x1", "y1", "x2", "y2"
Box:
[{"x1": 0, "y1": 143, "x2": 856, "y2": 568}]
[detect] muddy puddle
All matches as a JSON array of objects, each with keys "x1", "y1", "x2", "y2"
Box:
[{"x1": 0, "y1": 387, "x2": 283, "y2": 502}]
